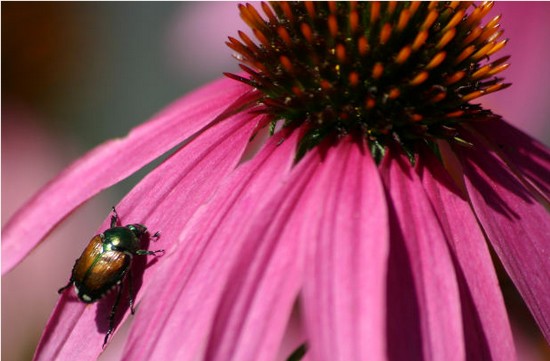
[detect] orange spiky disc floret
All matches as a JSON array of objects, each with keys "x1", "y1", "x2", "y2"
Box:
[{"x1": 226, "y1": 1, "x2": 510, "y2": 157}]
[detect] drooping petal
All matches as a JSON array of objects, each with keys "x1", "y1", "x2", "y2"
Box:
[
  {"x1": 459, "y1": 144, "x2": 550, "y2": 343},
  {"x1": 380, "y1": 152, "x2": 464, "y2": 361},
  {"x1": 300, "y1": 138, "x2": 389, "y2": 361},
  {"x1": 2, "y1": 77, "x2": 254, "y2": 274},
  {"x1": 468, "y1": 120, "x2": 550, "y2": 201},
  {"x1": 33, "y1": 111, "x2": 259, "y2": 361},
  {"x1": 122, "y1": 130, "x2": 300, "y2": 361},
  {"x1": 203, "y1": 146, "x2": 320, "y2": 361},
  {"x1": 276, "y1": 308, "x2": 307, "y2": 361},
  {"x1": 419, "y1": 151, "x2": 516, "y2": 360}
]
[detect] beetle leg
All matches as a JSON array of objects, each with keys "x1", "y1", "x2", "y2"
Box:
[
  {"x1": 136, "y1": 249, "x2": 164, "y2": 256},
  {"x1": 57, "y1": 280, "x2": 73, "y2": 294},
  {"x1": 110, "y1": 207, "x2": 120, "y2": 228},
  {"x1": 152, "y1": 231, "x2": 161, "y2": 241},
  {"x1": 58, "y1": 258, "x2": 80, "y2": 295},
  {"x1": 128, "y1": 270, "x2": 135, "y2": 315},
  {"x1": 103, "y1": 283, "x2": 123, "y2": 348}
]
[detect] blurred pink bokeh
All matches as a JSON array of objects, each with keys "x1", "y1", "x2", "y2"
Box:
[
  {"x1": 165, "y1": 1, "x2": 244, "y2": 84},
  {"x1": 479, "y1": 2, "x2": 550, "y2": 143},
  {"x1": 2, "y1": 105, "x2": 111, "y2": 361}
]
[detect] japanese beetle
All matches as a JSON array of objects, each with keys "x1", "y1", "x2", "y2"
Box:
[{"x1": 58, "y1": 207, "x2": 163, "y2": 347}]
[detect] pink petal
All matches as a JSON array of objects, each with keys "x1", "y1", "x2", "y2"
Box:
[
  {"x1": 419, "y1": 151, "x2": 516, "y2": 360},
  {"x1": 122, "y1": 130, "x2": 300, "y2": 360},
  {"x1": 460, "y1": 143, "x2": 550, "y2": 343},
  {"x1": 2, "y1": 77, "x2": 253, "y2": 274},
  {"x1": 469, "y1": 120, "x2": 550, "y2": 200},
  {"x1": 203, "y1": 144, "x2": 321, "y2": 361},
  {"x1": 33, "y1": 111, "x2": 259, "y2": 361},
  {"x1": 380, "y1": 152, "x2": 464, "y2": 361},
  {"x1": 299, "y1": 139, "x2": 389, "y2": 361}
]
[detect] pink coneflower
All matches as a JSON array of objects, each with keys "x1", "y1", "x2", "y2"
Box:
[{"x1": 3, "y1": 2, "x2": 550, "y2": 360}]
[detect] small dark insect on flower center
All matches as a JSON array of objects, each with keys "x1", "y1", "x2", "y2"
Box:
[{"x1": 225, "y1": 1, "x2": 510, "y2": 158}]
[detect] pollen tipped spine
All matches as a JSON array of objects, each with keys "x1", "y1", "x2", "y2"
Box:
[{"x1": 226, "y1": 1, "x2": 510, "y2": 153}]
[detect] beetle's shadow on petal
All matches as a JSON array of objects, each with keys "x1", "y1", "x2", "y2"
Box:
[{"x1": 94, "y1": 234, "x2": 159, "y2": 339}]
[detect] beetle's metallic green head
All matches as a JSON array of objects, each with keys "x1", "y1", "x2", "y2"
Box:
[{"x1": 126, "y1": 224, "x2": 148, "y2": 239}]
